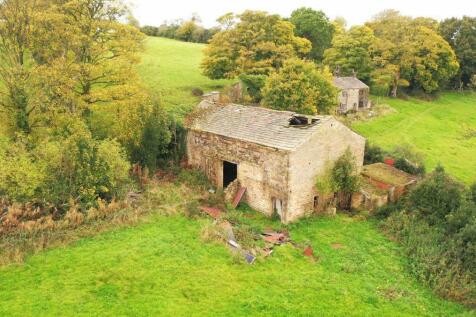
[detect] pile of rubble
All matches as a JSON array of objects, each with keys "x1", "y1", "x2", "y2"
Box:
[{"x1": 199, "y1": 205, "x2": 316, "y2": 264}]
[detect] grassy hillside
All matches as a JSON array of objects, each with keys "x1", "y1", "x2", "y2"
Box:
[
  {"x1": 1, "y1": 38, "x2": 474, "y2": 317},
  {"x1": 138, "y1": 37, "x2": 232, "y2": 119},
  {"x1": 139, "y1": 37, "x2": 475, "y2": 184},
  {"x1": 1, "y1": 210, "x2": 472, "y2": 316},
  {"x1": 353, "y1": 93, "x2": 476, "y2": 184}
]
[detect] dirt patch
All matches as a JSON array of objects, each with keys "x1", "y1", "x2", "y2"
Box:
[{"x1": 331, "y1": 243, "x2": 344, "y2": 249}]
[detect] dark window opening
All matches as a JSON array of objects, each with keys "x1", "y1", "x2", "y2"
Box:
[
  {"x1": 272, "y1": 198, "x2": 283, "y2": 219},
  {"x1": 313, "y1": 196, "x2": 319, "y2": 208},
  {"x1": 223, "y1": 161, "x2": 237, "y2": 188}
]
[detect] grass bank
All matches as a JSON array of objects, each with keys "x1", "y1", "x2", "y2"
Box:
[{"x1": 353, "y1": 92, "x2": 476, "y2": 184}]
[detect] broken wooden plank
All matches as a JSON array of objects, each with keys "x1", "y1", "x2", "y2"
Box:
[
  {"x1": 199, "y1": 206, "x2": 222, "y2": 219},
  {"x1": 232, "y1": 187, "x2": 246, "y2": 208}
]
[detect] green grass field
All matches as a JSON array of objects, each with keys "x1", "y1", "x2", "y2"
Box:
[
  {"x1": 138, "y1": 38, "x2": 476, "y2": 184},
  {"x1": 1, "y1": 210, "x2": 473, "y2": 317},
  {"x1": 353, "y1": 93, "x2": 476, "y2": 184},
  {"x1": 1, "y1": 37, "x2": 475, "y2": 316},
  {"x1": 138, "y1": 37, "x2": 232, "y2": 119}
]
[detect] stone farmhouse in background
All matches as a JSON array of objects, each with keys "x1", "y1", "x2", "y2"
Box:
[
  {"x1": 187, "y1": 101, "x2": 365, "y2": 223},
  {"x1": 333, "y1": 76, "x2": 371, "y2": 113}
]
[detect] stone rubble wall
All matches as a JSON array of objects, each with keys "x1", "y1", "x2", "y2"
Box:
[{"x1": 187, "y1": 130, "x2": 290, "y2": 217}]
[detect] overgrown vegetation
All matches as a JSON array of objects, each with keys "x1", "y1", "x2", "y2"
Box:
[
  {"x1": 364, "y1": 143, "x2": 426, "y2": 176},
  {"x1": 316, "y1": 149, "x2": 361, "y2": 209},
  {"x1": 0, "y1": 1, "x2": 182, "y2": 214},
  {"x1": 380, "y1": 166, "x2": 476, "y2": 307}
]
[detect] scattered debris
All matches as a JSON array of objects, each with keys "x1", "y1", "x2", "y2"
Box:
[
  {"x1": 261, "y1": 230, "x2": 290, "y2": 245},
  {"x1": 228, "y1": 239, "x2": 240, "y2": 249},
  {"x1": 199, "y1": 206, "x2": 222, "y2": 219},
  {"x1": 261, "y1": 247, "x2": 274, "y2": 258},
  {"x1": 232, "y1": 187, "x2": 246, "y2": 208},
  {"x1": 227, "y1": 238, "x2": 256, "y2": 264},
  {"x1": 244, "y1": 253, "x2": 256, "y2": 264},
  {"x1": 303, "y1": 246, "x2": 314, "y2": 257},
  {"x1": 219, "y1": 221, "x2": 236, "y2": 241}
]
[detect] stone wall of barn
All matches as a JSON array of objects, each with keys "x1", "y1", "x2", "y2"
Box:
[
  {"x1": 187, "y1": 130, "x2": 290, "y2": 218},
  {"x1": 287, "y1": 118, "x2": 366, "y2": 222}
]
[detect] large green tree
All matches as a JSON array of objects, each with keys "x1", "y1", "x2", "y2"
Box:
[
  {"x1": 439, "y1": 16, "x2": 476, "y2": 87},
  {"x1": 201, "y1": 11, "x2": 311, "y2": 80},
  {"x1": 0, "y1": 0, "x2": 38, "y2": 134},
  {"x1": 261, "y1": 58, "x2": 337, "y2": 114},
  {"x1": 323, "y1": 25, "x2": 376, "y2": 82},
  {"x1": 289, "y1": 7, "x2": 335, "y2": 61},
  {"x1": 31, "y1": 0, "x2": 145, "y2": 115},
  {"x1": 367, "y1": 10, "x2": 459, "y2": 95}
]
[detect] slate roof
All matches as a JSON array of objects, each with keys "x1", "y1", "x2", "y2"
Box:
[
  {"x1": 189, "y1": 103, "x2": 334, "y2": 151},
  {"x1": 333, "y1": 76, "x2": 369, "y2": 89}
]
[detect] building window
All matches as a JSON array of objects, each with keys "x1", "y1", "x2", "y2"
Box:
[
  {"x1": 313, "y1": 195, "x2": 319, "y2": 208},
  {"x1": 272, "y1": 198, "x2": 283, "y2": 218}
]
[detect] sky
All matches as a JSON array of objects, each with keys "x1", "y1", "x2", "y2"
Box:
[{"x1": 131, "y1": 0, "x2": 475, "y2": 28}]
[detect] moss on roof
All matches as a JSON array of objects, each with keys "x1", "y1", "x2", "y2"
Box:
[
  {"x1": 362, "y1": 163, "x2": 416, "y2": 186},
  {"x1": 361, "y1": 179, "x2": 388, "y2": 196}
]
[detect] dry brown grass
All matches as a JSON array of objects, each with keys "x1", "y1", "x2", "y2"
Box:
[{"x1": 0, "y1": 170, "x2": 207, "y2": 267}]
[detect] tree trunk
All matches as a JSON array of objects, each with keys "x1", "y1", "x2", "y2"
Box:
[{"x1": 390, "y1": 85, "x2": 398, "y2": 97}]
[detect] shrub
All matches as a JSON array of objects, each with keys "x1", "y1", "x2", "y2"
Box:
[
  {"x1": 364, "y1": 143, "x2": 385, "y2": 164},
  {"x1": 130, "y1": 103, "x2": 172, "y2": 171},
  {"x1": 391, "y1": 144, "x2": 426, "y2": 176},
  {"x1": 316, "y1": 148, "x2": 360, "y2": 210},
  {"x1": 33, "y1": 130, "x2": 131, "y2": 209},
  {"x1": 470, "y1": 183, "x2": 476, "y2": 204},
  {"x1": 407, "y1": 166, "x2": 464, "y2": 225},
  {"x1": 191, "y1": 87, "x2": 204, "y2": 96},
  {"x1": 176, "y1": 169, "x2": 210, "y2": 190},
  {"x1": 0, "y1": 137, "x2": 45, "y2": 203},
  {"x1": 380, "y1": 167, "x2": 476, "y2": 307},
  {"x1": 239, "y1": 74, "x2": 267, "y2": 103}
]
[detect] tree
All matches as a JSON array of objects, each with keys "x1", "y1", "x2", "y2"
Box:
[
  {"x1": 216, "y1": 12, "x2": 236, "y2": 30},
  {"x1": 408, "y1": 165, "x2": 465, "y2": 225},
  {"x1": 0, "y1": 0, "x2": 37, "y2": 134},
  {"x1": 134, "y1": 104, "x2": 171, "y2": 171},
  {"x1": 262, "y1": 58, "x2": 337, "y2": 114},
  {"x1": 32, "y1": 0, "x2": 146, "y2": 113},
  {"x1": 323, "y1": 25, "x2": 376, "y2": 82},
  {"x1": 407, "y1": 26, "x2": 459, "y2": 93},
  {"x1": 176, "y1": 20, "x2": 198, "y2": 42},
  {"x1": 290, "y1": 7, "x2": 335, "y2": 61},
  {"x1": 367, "y1": 10, "x2": 459, "y2": 95},
  {"x1": 201, "y1": 11, "x2": 311, "y2": 80},
  {"x1": 439, "y1": 17, "x2": 476, "y2": 87}
]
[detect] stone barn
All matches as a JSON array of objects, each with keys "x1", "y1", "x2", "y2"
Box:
[
  {"x1": 187, "y1": 102, "x2": 366, "y2": 223},
  {"x1": 333, "y1": 76, "x2": 371, "y2": 113}
]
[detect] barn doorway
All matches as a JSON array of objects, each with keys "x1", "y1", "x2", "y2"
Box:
[{"x1": 223, "y1": 161, "x2": 237, "y2": 188}]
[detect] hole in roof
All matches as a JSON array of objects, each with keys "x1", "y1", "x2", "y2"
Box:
[
  {"x1": 289, "y1": 115, "x2": 320, "y2": 127},
  {"x1": 289, "y1": 115, "x2": 309, "y2": 126}
]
